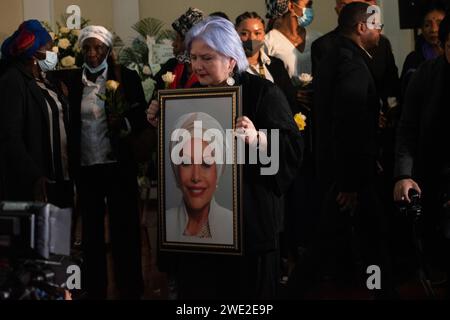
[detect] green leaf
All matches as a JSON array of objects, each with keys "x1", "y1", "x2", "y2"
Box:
[{"x1": 132, "y1": 17, "x2": 165, "y2": 39}]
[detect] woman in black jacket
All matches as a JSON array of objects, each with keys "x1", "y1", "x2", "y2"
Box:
[
  {"x1": 0, "y1": 20, "x2": 72, "y2": 208},
  {"x1": 147, "y1": 16, "x2": 304, "y2": 299}
]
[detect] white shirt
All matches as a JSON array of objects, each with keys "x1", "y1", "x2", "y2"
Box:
[
  {"x1": 80, "y1": 68, "x2": 116, "y2": 167},
  {"x1": 165, "y1": 198, "x2": 234, "y2": 245},
  {"x1": 264, "y1": 28, "x2": 321, "y2": 78},
  {"x1": 246, "y1": 49, "x2": 275, "y2": 83}
]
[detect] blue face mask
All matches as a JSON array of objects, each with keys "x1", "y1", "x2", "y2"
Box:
[
  {"x1": 298, "y1": 8, "x2": 314, "y2": 28},
  {"x1": 83, "y1": 51, "x2": 110, "y2": 74},
  {"x1": 37, "y1": 50, "x2": 58, "y2": 72}
]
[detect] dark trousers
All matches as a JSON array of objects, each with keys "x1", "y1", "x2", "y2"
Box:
[
  {"x1": 288, "y1": 179, "x2": 395, "y2": 297},
  {"x1": 78, "y1": 163, "x2": 142, "y2": 299}
]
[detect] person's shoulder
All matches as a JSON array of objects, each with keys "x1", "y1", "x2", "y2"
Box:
[
  {"x1": 312, "y1": 29, "x2": 338, "y2": 48},
  {"x1": 415, "y1": 55, "x2": 446, "y2": 77}
]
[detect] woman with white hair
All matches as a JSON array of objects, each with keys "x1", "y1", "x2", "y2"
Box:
[
  {"x1": 65, "y1": 25, "x2": 150, "y2": 299},
  {"x1": 147, "y1": 16, "x2": 303, "y2": 299},
  {"x1": 166, "y1": 112, "x2": 233, "y2": 244}
]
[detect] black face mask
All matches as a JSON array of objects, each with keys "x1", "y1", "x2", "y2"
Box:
[{"x1": 242, "y1": 40, "x2": 264, "y2": 57}]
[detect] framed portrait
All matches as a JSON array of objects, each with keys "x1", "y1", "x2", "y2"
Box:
[{"x1": 158, "y1": 86, "x2": 243, "y2": 255}]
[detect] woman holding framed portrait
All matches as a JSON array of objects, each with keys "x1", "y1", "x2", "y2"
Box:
[{"x1": 147, "y1": 16, "x2": 304, "y2": 299}]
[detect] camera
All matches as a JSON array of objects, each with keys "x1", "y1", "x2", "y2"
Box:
[{"x1": 398, "y1": 189, "x2": 422, "y2": 218}]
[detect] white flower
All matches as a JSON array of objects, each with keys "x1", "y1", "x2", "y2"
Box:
[
  {"x1": 162, "y1": 71, "x2": 176, "y2": 85},
  {"x1": 298, "y1": 73, "x2": 313, "y2": 86},
  {"x1": 71, "y1": 29, "x2": 81, "y2": 37},
  {"x1": 61, "y1": 56, "x2": 76, "y2": 68},
  {"x1": 52, "y1": 46, "x2": 59, "y2": 54},
  {"x1": 142, "y1": 65, "x2": 152, "y2": 76},
  {"x1": 59, "y1": 27, "x2": 70, "y2": 34},
  {"x1": 58, "y1": 38, "x2": 71, "y2": 50}
]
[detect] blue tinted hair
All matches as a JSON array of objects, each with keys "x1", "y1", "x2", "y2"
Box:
[{"x1": 185, "y1": 16, "x2": 249, "y2": 73}]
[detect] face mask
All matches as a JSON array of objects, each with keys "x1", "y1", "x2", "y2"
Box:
[
  {"x1": 83, "y1": 50, "x2": 110, "y2": 74},
  {"x1": 297, "y1": 8, "x2": 314, "y2": 28},
  {"x1": 37, "y1": 51, "x2": 58, "y2": 72},
  {"x1": 242, "y1": 40, "x2": 264, "y2": 57}
]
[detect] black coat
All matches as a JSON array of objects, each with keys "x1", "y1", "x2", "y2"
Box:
[
  {"x1": 312, "y1": 28, "x2": 400, "y2": 104},
  {"x1": 395, "y1": 56, "x2": 450, "y2": 185},
  {"x1": 314, "y1": 36, "x2": 381, "y2": 193},
  {"x1": 63, "y1": 64, "x2": 149, "y2": 176},
  {"x1": 236, "y1": 72, "x2": 304, "y2": 253},
  {"x1": 266, "y1": 55, "x2": 300, "y2": 115},
  {"x1": 0, "y1": 62, "x2": 68, "y2": 200}
]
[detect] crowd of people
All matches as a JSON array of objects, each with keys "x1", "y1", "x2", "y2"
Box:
[{"x1": 1, "y1": 0, "x2": 450, "y2": 300}]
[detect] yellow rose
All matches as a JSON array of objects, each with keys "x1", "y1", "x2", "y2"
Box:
[
  {"x1": 162, "y1": 71, "x2": 176, "y2": 88},
  {"x1": 52, "y1": 46, "x2": 59, "y2": 54},
  {"x1": 61, "y1": 56, "x2": 76, "y2": 68},
  {"x1": 59, "y1": 27, "x2": 70, "y2": 34},
  {"x1": 58, "y1": 38, "x2": 71, "y2": 50},
  {"x1": 71, "y1": 29, "x2": 81, "y2": 37},
  {"x1": 294, "y1": 112, "x2": 307, "y2": 131},
  {"x1": 106, "y1": 80, "x2": 120, "y2": 92}
]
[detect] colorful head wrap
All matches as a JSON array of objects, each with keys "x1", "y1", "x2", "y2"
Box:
[
  {"x1": 265, "y1": 0, "x2": 291, "y2": 19},
  {"x1": 78, "y1": 25, "x2": 113, "y2": 48},
  {"x1": 1, "y1": 20, "x2": 51, "y2": 60},
  {"x1": 172, "y1": 8, "x2": 204, "y2": 37}
]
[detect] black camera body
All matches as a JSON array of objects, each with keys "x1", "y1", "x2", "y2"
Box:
[{"x1": 399, "y1": 189, "x2": 422, "y2": 218}]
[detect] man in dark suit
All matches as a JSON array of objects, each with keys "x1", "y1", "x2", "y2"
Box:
[
  {"x1": 313, "y1": 2, "x2": 394, "y2": 296},
  {"x1": 312, "y1": 0, "x2": 399, "y2": 115},
  {"x1": 65, "y1": 26, "x2": 148, "y2": 299}
]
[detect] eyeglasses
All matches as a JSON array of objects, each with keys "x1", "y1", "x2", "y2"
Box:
[{"x1": 354, "y1": 21, "x2": 384, "y2": 31}]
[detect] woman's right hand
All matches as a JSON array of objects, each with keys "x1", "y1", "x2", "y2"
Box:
[
  {"x1": 146, "y1": 100, "x2": 160, "y2": 128},
  {"x1": 393, "y1": 178, "x2": 422, "y2": 203}
]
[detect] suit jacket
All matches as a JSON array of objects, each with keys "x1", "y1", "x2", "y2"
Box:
[
  {"x1": 63, "y1": 64, "x2": 149, "y2": 176},
  {"x1": 312, "y1": 28, "x2": 400, "y2": 104},
  {"x1": 395, "y1": 56, "x2": 450, "y2": 185},
  {"x1": 314, "y1": 36, "x2": 381, "y2": 193},
  {"x1": 0, "y1": 62, "x2": 67, "y2": 200}
]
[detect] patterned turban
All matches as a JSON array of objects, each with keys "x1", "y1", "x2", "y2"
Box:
[
  {"x1": 78, "y1": 25, "x2": 113, "y2": 48},
  {"x1": 172, "y1": 8, "x2": 204, "y2": 37},
  {"x1": 265, "y1": 0, "x2": 291, "y2": 19},
  {"x1": 1, "y1": 20, "x2": 51, "y2": 60}
]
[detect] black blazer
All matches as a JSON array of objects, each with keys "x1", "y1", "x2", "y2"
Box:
[
  {"x1": 312, "y1": 29, "x2": 400, "y2": 104},
  {"x1": 63, "y1": 64, "x2": 149, "y2": 176},
  {"x1": 395, "y1": 56, "x2": 450, "y2": 185},
  {"x1": 314, "y1": 36, "x2": 381, "y2": 193},
  {"x1": 0, "y1": 62, "x2": 66, "y2": 200}
]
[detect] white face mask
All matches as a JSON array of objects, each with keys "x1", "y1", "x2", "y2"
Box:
[
  {"x1": 83, "y1": 50, "x2": 110, "y2": 74},
  {"x1": 37, "y1": 50, "x2": 58, "y2": 72}
]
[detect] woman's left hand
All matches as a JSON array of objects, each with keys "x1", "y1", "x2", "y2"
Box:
[{"x1": 236, "y1": 116, "x2": 267, "y2": 151}]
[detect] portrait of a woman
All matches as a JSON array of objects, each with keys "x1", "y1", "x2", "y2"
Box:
[{"x1": 166, "y1": 112, "x2": 233, "y2": 245}]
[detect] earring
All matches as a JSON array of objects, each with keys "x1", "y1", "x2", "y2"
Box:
[{"x1": 226, "y1": 72, "x2": 235, "y2": 86}]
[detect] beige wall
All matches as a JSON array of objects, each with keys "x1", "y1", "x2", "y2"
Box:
[
  {"x1": 0, "y1": 0, "x2": 24, "y2": 43},
  {"x1": 138, "y1": 0, "x2": 335, "y2": 34},
  {"x1": 53, "y1": 0, "x2": 114, "y2": 30}
]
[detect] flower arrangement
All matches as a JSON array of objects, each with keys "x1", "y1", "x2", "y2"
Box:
[
  {"x1": 119, "y1": 17, "x2": 175, "y2": 101},
  {"x1": 42, "y1": 16, "x2": 90, "y2": 69}
]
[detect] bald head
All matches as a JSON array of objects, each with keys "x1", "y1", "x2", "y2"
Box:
[{"x1": 335, "y1": 0, "x2": 377, "y2": 15}]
